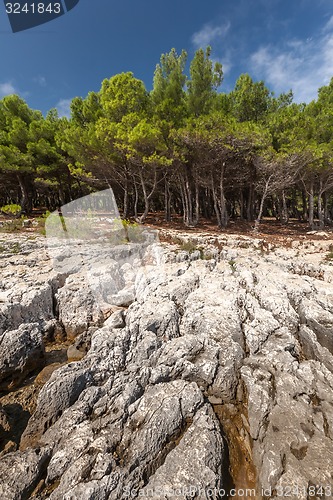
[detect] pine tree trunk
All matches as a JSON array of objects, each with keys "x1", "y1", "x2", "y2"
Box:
[
  {"x1": 302, "y1": 188, "x2": 308, "y2": 221},
  {"x1": 58, "y1": 186, "x2": 66, "y2": 207},
  {"x1": 318, "y1": 187, "x2": 325, "y2": 227},
  {"x1": 323, "y1": 192, "x2": 330, "y2": 225},
  {"x1": 164, "y1": 177, "x2": 171, "y2": 222},
  {"x1": 253, "y1": 180, "x2": 269, "y2": 233},
  {"x1": 281, "y1": 190, "x2": 289, "y2": 225},
  {"x1": 308, "y1": 181, "x2": 315, "y2": 229},
  {"x1": 219, "y1": 165, "x2": 228, "y2": 227},
  {"x1": 179, "y1": 178, "x2": 189, "y2": 225},
  {"x1": 211, "y1": 174, "x2": 222, "y2": 228},
  {"x1": 133, "y1": 179, "x2": 139, "y2": 219},
  {"x1": 184, "y1": 173, "x2": 193, "y2": 226},
  {"x1": 139, "y1": 171, "x2": 149, "y2": 223},
  {"x1": 193, "y1": 180, "x2": 199, "y2": 226},
  {"x1": 17, "y1": 174, "x2": 31, "y2": 214},
  {"x1": 123, "y1": 179, "x2": 129, "y2": 219}
]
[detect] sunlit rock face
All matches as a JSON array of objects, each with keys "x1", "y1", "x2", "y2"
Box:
[{"x1": 1, "y1": 229, "x2": 333, "y2": 499}]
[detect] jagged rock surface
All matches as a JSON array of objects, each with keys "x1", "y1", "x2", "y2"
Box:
[
  {"x1": 0, "y1": 232, "x2": 333, "y2": 498},
  {"x1": 0, "y1": 323, "x2": 45, "y2": 390}
]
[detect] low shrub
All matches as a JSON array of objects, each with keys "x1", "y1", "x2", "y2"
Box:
[{"x1": 0, "y1": 204, "x2": 21, "y2": 216}]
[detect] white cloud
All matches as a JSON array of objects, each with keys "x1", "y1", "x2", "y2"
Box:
[
  {"x1": 323, "y1": 15, "x2": 333, "y2": 32},
  {"x1": 220, "y1": 56, "x2": 232, "y2": 77},
  {"x1": 211, "y1": 54, "x2": 232, "y2": 77},
  {"x1": 191, "y1": 22, "x2": 232, "y2": 78},
  {"x1": 56, "y1": 98, "x2": 72, "y2": 118},
  {"x1": 0, "y1": 82, "x2": 17, "y2": 97},
  {"x1": 192, "y1": 21, "x2": 231, "y2": 49},
  {"x1": 250, "y1": 27, "x2": 333, "y2": 103}
]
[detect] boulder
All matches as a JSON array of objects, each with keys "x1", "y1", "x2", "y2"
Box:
[{"x1": 0, "y1": 323, "x2": 44, "y2": 390}]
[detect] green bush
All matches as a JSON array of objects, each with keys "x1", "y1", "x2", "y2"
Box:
[
  {"x1": 0, "y1": 204, "x2": 21, "y2": 216},
  {"x1": 41, "y1": 210, "x2": 51, "y2": 219},
  {"x1": 180, "y1": 240, "x2": 198, "y2": 254},
  {"x1": 121, "y1": 219, "x2": 145, "y2": 243},
  {"x1": 121, "y1": 218, "x2": 138, "y2": 229}
]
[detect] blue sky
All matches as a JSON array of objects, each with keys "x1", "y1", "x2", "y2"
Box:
[{"x1": 0, "y1": 0, "x2": 333, "y2": 116}]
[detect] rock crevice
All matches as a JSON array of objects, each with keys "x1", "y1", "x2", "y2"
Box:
[{"x1": 0, "y1": 233, "x2": 333, "y2": 498}]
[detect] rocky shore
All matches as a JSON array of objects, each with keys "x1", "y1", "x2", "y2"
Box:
[{"x1": 0, "y1": 230, "x2": 333, "y2": 499}]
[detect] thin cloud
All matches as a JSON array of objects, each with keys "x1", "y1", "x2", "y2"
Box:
[
  {"x1": 323, "y1": 15, "x2": 333, "y2": 33},
  {"x1": 33, "y1": 76, "x2": 47, "y2": 87},
  {"x1": 212, "y1": 54, "x2": 232, "y2": 78},
  {"x1": 191, "y1": 22, "x2": 232, "y2": 78},
  {"x1": 56, "y1": 98, "x2": 72, "y2": 118},
  {"x1": 250, "y1": 26, "x2": 333, "y2": 102},
  {"x1": 192, "y1": 21, "x2": 231, "y2": 49},
  {"x1": 0, "y1": 82, "x2": 17, "y2": 97}
]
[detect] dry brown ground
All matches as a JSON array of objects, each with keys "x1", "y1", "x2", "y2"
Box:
[
  {"x1": 2, "y1": 212, "x2": 333, "y2": 247},
  {"x1": 145, "y1": 214, "x2": 333, "y2": 246}
]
